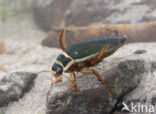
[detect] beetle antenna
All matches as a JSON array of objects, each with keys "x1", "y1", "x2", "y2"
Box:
[{"x1": 37, "y1": 70, "x2": 54, "y2": 74}]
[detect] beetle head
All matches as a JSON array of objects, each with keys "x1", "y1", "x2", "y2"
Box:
[{"x1": 52, "y1": 63, "x2": 63, "y2": 76}]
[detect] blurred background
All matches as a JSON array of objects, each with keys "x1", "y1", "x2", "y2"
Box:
[{"x1": 0, "y1": 0, "x2": 156, "y2": 47}]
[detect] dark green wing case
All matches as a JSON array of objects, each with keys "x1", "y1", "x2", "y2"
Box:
[{"x1": 65, "y1": 36, "x2": 126, "y2": 59}]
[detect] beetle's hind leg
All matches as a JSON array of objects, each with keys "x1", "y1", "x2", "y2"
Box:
[
  {"x1": 80, "y1": 68, "x2": 113, "y2": 96},
  {"x1": 70, "y1": 72, "x2": 78, "y2": 93},
  {"x1": 91, "y1": 44, "x2": 109, "y2": 65},
  {"x1": 59, "y1": 29, "x2": 68, "y2": 50}
]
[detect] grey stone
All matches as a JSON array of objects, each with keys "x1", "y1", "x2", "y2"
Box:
[
  {"x1": 151, "y1": 96, "x2": 156, "y2": 106},
  {"x1": 46, "y1": 43, "x2": 156, "y2": 113},
  {"x1": 0, "y1": 72, "x2": 37, "y2": 107},
  {"x1": 47, "y1": 59, "x2": 147, "y2": 114}
]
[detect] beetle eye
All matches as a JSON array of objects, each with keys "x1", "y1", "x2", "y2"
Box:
[{"x1": 56, "y1": 67, "x2": 63, "y2": 74}]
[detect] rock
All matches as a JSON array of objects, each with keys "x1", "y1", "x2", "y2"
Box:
[
  {"x1": 48, "y1": 44, "x2": 156, "y2": 114},
  {"x1": 134, "y1": 50, "x2": 147, "y2": 54},
  {"x1": 0, "y1": 72, "x2": 37, "y2": 107},
  {"x1": 0, "y1": 41, "x2": 5, "y2": 54},
  {"x1": 47, "y1": 60, "x2": 147, "y2": 114},
  {"x1": 151, "y1": 96, "x2": 156, "y2": 106},
  {"x1": 32, "y1": 0, "x2": 156, "y2": 31},
  {"x1": 46, "y1": 43, "x2": 156, "y2": 113},
  {"x1": 42, "y1": 21, "x2": 156, "y2": 48}
]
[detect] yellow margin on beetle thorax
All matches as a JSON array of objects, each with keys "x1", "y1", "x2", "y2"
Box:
[
  {"x1": 62, "y1": 51, "x2": 76, "y2": 71},
  {"x1": 55, "y1": 51, "x2": 75, "y2": 69},
  {"x1": 62, "y1": 51, "x2": 74, "y2": 61},
  {"x1": 55, "y1": 60, "x2": 64, "y2": 68}
]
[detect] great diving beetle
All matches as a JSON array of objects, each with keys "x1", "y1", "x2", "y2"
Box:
[{"x1": 41, "y1": 29, "x2": 127, "y2": 96}]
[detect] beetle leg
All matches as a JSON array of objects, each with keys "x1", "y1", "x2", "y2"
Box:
[
  {"x1": 70, "y1": 72, "x2": 77, "y2": 93},
  {"x1": 52, "y1": 75, "x2": 62, "y2": 85},
  {"x1": 91, "y1": 44, "x2": 109, "y2": 65},
  {"x1": 59, "y1": 29, "x2": 68, "y2": 50},
  {"x1": 80, "y1": 68, "x2": 113, "y2": 96}
]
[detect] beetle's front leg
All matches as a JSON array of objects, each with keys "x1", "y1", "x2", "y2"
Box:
[
  {"x1": 80, "y1": 68, "x2": 113, "y2": 96},
  {"x1": 70, "y1": 72, "x2": 77, "y2": 92},
  {"x1": 52, "y1": 75, "x2": 62, "y2": 85}
]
